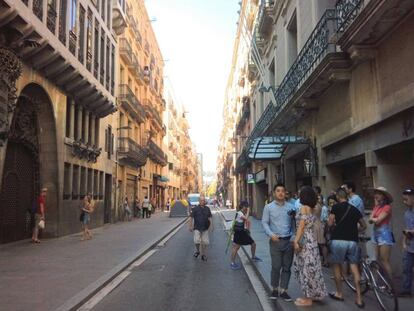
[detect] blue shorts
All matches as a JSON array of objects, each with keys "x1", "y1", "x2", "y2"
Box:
[
  {"x1": 82, "y1": 213, "x2": 91, "y2": 225},
  {"x1": 329, "y1": 240, "x2": 360, "y2": 264},
  {"x1": 372, "y1": 226, "x2": 394, "y2": 246}
]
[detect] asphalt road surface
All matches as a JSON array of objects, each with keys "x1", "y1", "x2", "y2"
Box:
[{"x1": 91, "y1": 212, "x2": 264, "y2": 311}]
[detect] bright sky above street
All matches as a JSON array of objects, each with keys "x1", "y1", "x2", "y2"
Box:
[{"x1": 146, "y1": 0, "x2": 239, "y2": 173}]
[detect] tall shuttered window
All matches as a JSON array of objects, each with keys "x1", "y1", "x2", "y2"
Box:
[
  {"x1": 78, "y1": 5, "x2": 85, "y2": 63},
  {"x1": 86, "y1": 9, "x2": 93, "y2": 71}
]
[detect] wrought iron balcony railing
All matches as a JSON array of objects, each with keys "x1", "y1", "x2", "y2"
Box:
[
  {"x1": 336, "y1": 0, "x2": 364, "y2": 34},
  {"x1": 136, "y1": 31, "x2": 143, "y2": 46},
  {"x1": 119, "y1": 38, "x2": 132, "y2": 64},
  {"x1": 118, "y1": 84, "x2": 146, "y2": 123},
  {"x1": 144, "y1": 101, "x2": 163, "y2": 129},
  {"x1": 243, "y1": 9, "x2": 337, "y2": 156},
  {"x1": 118, "y1": 137, "x2": 148, "y2": 167},
  {"x1": 148, "y1": 139, "x2": 167, "y2": 166}
]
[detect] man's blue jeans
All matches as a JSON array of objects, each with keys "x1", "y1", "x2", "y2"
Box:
[{"x1": 402, "y1": 250, "x2": 414, "y2": 292}]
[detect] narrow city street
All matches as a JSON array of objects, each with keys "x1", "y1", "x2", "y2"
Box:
[{"x1": 86, "y1": 212, "x2": 265, "y2": 311}]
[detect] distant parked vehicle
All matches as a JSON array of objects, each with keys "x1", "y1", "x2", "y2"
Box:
[{"x1": 187, "y1": 193, "x2": 200, "y2": 207}]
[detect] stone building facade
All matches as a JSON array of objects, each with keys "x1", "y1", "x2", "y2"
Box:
[
  {"x1": 114, "y1": 0, "x2": 167, "y2": 217},
  {"x1": 0, "y1": 0, "x2": 127, "y2": 243},
  {"x1": 223, "y1": 0, "x2": 414, "y2": 273},
  {"x1": 217, "y1": 0, "x2": 257, "y2": 209}
]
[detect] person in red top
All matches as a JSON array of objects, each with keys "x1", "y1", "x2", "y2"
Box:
[
  {"x1": 32, "y1": 187, "x2": 47, "y2": 243},
  {"x1": 369, "y1": 186, "x2": 394, "y2": 277}
]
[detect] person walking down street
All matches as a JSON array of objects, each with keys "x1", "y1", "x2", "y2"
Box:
[
  {"x1": 314, "y1": 193, "x2": 329, "y2": 267},
  {"x1": 188, "y1": 195, "x2": 213, "y2": 262},
  {"x1": 230, "y1": 200, "x2": 262, "y2": 270},
  {"x1": 32, "y1": 187, "x2": 47, "y2": 243},
  {"x1": 134, "y1": 196, "x2": 141, "y2": 218},
  {"x1": 399, "y1": 188, "x2": 414, "y2": 297},
  {"x1": 148, "y1": 201, "x2": 152, "y2": 218},
  {"x1": 124, "y1": 197, "x2": 132, "y2": 221},
  {"x1": 262, "y1": 183, "x2": 295, "y2": 302},
  {"x1": 142, "y1": 196, "x2": 150, "y2": 218},
  {"x1": 342, "y1": 181, "x2": 365, "y2": 216},
  {"x1": 328, "y1": 188, "x2": 367, "y2": 308},
  {"x1": 80, "y1": 194, "x2": 93, "y2": 241},
  {"x1": 369, "y1": 186, "x2": 395, "y2": 278},
  {"x1": 293, "y1": 186, "x2": 327, "y2": 306}
]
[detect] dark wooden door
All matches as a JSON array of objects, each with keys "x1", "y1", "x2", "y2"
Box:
[{"x1": 0, "y1": 143, "x2": 36, "y2": 243}]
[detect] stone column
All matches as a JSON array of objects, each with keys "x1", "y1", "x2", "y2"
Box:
[
  {"x1": 90, "y1": 114, "x2": 96, "y2": 146},
  {"x1": 84, "y1": 110, "x2": 89, "y2": 144},
  {"x1": 69, "y1": 98, "x2": 75, "y2": 139},
  {"x1": 77, "y1": 105, "x2": 83, "y2": 141}
]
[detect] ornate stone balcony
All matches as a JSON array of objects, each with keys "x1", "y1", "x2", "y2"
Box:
[
  {"x1": 112, "y1": 0, "x2": 127, "y2": 35},
  {"x1": 144, "y1": 100, "x2": 163, "y2": 130},
  {"x1": 118, "y1": 137, "x2": 148, "y2": 167},
  {"x1": 118, "y1": 84, "x2": 146, "y2": 123},
  {"x1": 257, "y1": 0, "x2": 274, "y2": 37},
  {"x1": 148, "y1": 139, "x2": 167, "y2": 166},
  {"x1": 71, "y1": 140, "x2": 101, "y2": 163}
]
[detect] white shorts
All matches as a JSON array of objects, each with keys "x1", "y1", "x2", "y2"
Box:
[{"x1": 194, "y1": 230, "x2": 209, "y2": 245}]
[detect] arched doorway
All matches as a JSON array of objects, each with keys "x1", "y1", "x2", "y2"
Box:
[{"x1": 0, "y1": 83, "x2": 58, "y2": 243}]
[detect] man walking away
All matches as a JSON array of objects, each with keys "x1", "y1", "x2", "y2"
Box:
[
  {"x1": 142, "y1": 196, "x2": 150, "y2": 218},
  {"x1": 342, "y1": 181, "x2": 365, "y2": 216},
  {"x1": 399, "y1": 188, "x2": 414, "y2": 297},
  {"x1": 188, "y1": 195, "x2": 213, "y2": 261},
  {"x1": 328, "y1": 188, "x2": 366, "y2": 308},
  {"x1": 32, "y1": 188, "x2": 47, "y2": 243},
  {"x1": 262, "y1": 183, "x2": 295, "y2": 301}
]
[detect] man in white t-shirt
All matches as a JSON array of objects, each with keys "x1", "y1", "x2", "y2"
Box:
[{"x1": 142, "y1": 196, "x2": 150, "y2": 218}]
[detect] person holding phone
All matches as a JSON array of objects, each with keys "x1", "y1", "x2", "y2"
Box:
[{"x1": 399, "y1": 188, "x2": 414, "y2": 297}]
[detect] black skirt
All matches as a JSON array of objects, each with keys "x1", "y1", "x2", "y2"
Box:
[{"x1": 233, "y1": 230, "x2": 254, "y2": 245}]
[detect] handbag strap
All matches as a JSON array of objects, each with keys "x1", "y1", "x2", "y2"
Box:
[{"x1": 335, "y1": 204, "x2": 352, "y2": 227}]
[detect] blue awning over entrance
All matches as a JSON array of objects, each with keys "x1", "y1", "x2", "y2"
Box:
[{"x1": 248, "y1": 136, "x2": 308, "y2": 160}]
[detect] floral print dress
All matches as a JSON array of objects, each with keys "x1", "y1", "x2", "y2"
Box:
[{"x1": 293, "y1": 212, "x2": 327, "y2": 300}]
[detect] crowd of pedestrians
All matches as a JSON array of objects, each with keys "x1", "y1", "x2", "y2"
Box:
[{"x1": 222, "y1": 181, "x2": 414, "y2": 307}]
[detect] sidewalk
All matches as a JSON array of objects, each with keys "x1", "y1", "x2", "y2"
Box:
[
  {"x1": 220, "y1": 208, "x2": 412, "y2": 311},
  {"x1": 0, "y1": 212, "x2": 186, "y2": 311}
]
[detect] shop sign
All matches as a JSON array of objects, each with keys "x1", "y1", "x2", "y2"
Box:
[{"x1": 247, "y1": 173, "x2": 255, "y2": 184}]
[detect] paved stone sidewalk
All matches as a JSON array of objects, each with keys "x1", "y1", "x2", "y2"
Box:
[
  {"x1": 220, "y1": 208, "x2": 412, "y2": 311},
  {"x1": 0, "y1": 212, "x2": 186, "y2": 311}
]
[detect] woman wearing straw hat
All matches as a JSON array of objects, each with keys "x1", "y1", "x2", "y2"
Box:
[{"x1": 369, "y1": 186, "x2": 395, "y2": 277}]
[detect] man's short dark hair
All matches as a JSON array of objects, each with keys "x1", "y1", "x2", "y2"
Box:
[
  {"x1": 273, "y1": 183, "x2": 286, "y2": 191},
  {"x1": 344, "y1": 181, "x2": 356, "y2": 192},
  {"x1": 314, "y1": 186, "x2": 322, "y2": 195},
  {"x1": 299, "y1": 186, "x2": 317, "y2": 208}
]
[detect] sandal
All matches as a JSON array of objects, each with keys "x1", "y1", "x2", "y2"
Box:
[
  {"x1": 328, "y1": 292, "x2": 344, "y2": 301},
  {"x1": 193, "y1": 251, "x2": 200, "y2": 258},
  {"x1": 201, "y1": 255, "x2": 207, "y2": 261},
  {"x1": 294, "y1": 298, "x2": 313, "y2": 306}
]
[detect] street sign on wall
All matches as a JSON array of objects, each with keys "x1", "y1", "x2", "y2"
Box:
[
  {"x1": 247, "y1": 174, "x2": 255, "y2": 184},
  {"x1": 255, "y1": 169, "x2": 266, "y2": 183}
]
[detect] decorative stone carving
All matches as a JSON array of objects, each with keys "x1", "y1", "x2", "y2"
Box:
[
  {"x1": 71, "y1": 139, "x2": 102, "y2": 163},
  {"x1": 0, "y1": 46, "x2": 23, "y2": 146},
  {"x1": 8, "y1": 96, "x2": 39, "y2": 156}
]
